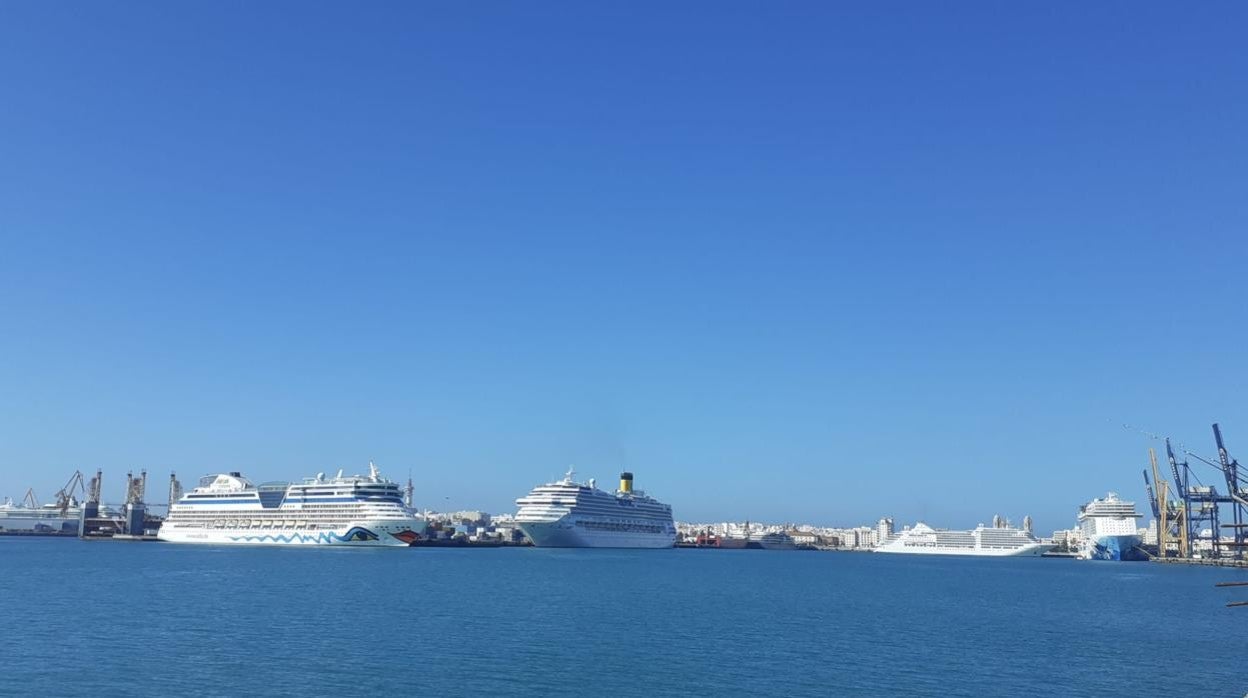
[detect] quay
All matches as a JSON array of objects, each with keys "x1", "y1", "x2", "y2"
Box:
[
  {"x1": 0, "y1": 530, "x2": 76, "y2": 538},
  {"x1": 410, "y1": 538, "x2": 528, "y2": 548},
  {"x1": 89, "y1": 534, "x2": 162, "y2": 546},
  {"x1": 1152, "y1": 557, "x2": 1248, "y2": 569}
]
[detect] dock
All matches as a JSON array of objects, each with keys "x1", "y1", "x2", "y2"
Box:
[
  {"x1": 97, "y1": 534, "x2": 161, "y2": 542},
  {"x1": 1152, "y1": 557, "x2": 1248, "y2": 569}
]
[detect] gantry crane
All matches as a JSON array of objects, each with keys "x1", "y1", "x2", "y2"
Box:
[{"x1": 1213, "y1": 424, "x2": 1248, "y2": 558}]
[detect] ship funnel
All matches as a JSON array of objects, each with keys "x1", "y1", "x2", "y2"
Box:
[{"x1": 619, "y1": 472, "x2": 633, "y2": 494}]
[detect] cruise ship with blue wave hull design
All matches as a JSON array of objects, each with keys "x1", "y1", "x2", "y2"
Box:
[
  {"x1": 158, "y1": 463, "x2": 424, "y2": 547},
  {"x1": 515, "y1": 470, "x2": 676, "y2": 548},
  {"x1": 1077, "y1": 492, "x2": 1145, "y2": 561}
]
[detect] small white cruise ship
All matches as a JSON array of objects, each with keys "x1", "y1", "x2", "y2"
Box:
[
  {"x1": 158, "y1": 463, "x2": 425, "y2": 547},
  {"x1": 755, "y1": 531, "x2": 797, "y2": 551},
  {"x1": 1077, "y1": 492, "x2": 1144, "y2": 561},
  {"x1": 515, "y1": 470, "x2": 676, "y2": 548},
  {"x1": 0, "y1": 497, "x2": 82, "y2": 533},
  {"x1": 876, "y1": 520, "x2": 1052, "y2": 557}
]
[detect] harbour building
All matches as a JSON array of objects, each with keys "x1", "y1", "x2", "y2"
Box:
[{"x1": 876, "y1": 517, "x2": 894, "y2": 546}]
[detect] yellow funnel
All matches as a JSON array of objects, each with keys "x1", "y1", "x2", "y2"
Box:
[{"x1": 619, "y1": 472, "x2": 633, "y2": 494}]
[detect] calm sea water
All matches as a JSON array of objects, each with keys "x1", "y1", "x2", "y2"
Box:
[{"x1": 1, "y1": 539, "x2": 1244, "y2": 697}]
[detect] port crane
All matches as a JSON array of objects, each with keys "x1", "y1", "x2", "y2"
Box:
[
  {"x1": 1212, "y1": 424, "x2": 1248, "y2": 556},
  {"x1": 1126, "y1": 422, "x2": 1248, "y2": 560},
  {"x1": 1144, "y1": 448, "x2": 1186, "y2": 558},
  {"x1": 1164, "y1": 439, "x2": 1194, "y2": 556},
  {"x1": 54, "y1": 470, "x2": 87, "y2": 516},
  {"x1": 1143, "y1": 469, "x2": 1159, "y2": 519},
  {"x1": 1174, "y1": 456, "x2": 1230, "y2": 558},
  {"x1": 1180, "y1": 427, "x2": 1248, "y2": 560}
]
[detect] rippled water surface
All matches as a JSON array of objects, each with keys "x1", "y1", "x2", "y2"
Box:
[{"x1": 1, "y1": 539, "x2": 1244, "y2": 696}]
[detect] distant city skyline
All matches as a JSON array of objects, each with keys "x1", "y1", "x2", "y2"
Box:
[{"x1": 2, "y1": 3, "x2": 1246, "y2": 535}]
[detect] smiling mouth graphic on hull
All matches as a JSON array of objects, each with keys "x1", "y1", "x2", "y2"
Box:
[{"x1": 391, "y1": 530, "x2": 422, "y2": 545}]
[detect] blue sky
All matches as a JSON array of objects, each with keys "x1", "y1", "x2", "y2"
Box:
[{"x1": 1, "y1": 3, "x2": 1245, "y2": 533}]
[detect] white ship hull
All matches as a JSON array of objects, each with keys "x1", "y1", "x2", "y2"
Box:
[
  {"x1": 158, "y1": 520, "x2": 418, "y2": 547},
  {"x1": 1078, "y1": 534, "x2": 1146, "y2": 561},
  {"x1": 0, "y1": 515, "x2": 80, "y2": 533},
  {"x1": 876, "y1": 543, "x2": 1051, "y2": 557},
  {"x1": 519, "y1": 518, "x2": 676, "y2": 549},
  {"x1": 756, "y1": 535, "x2": 797, "y2": 550}
]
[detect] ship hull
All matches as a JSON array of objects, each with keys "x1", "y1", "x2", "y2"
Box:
[
  {"x1": 875, "y1": 543, "x2": 1053, "y2": 557},
  {"x1": 0, "y1": 516, "x2": 80, "y2": 533},
  {"x1": 755, "y1": 536, "x2": 797, "y2": 550},
  {"x1": 1082, "y1": 534, "x2": 1146, "y2": 561},
  {"x1": 519, "y1": 519, "x2": 676, "y2": 549},
  {"x1": 157, "y1": 520, "x2": 418, "y2": 547}
]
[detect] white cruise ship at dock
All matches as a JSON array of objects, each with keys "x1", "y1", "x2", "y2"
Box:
[
  {"x1": 515, "y1": 470, "x2": 676, "y2": 548},
  {"x1": 876, "y1": 519, "x2": 1052, "y2": 557},
  {"x1": 1077, "y1": 492, "x2": 1145, "y2": 561},
  {"x1": 0, "y1": 497, "x2": 82, "y2": 534},
  {"x1": 158, "y1": 463, "x2": 425, "y2": 547}
]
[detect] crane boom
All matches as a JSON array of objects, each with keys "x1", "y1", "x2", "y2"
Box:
[
  {"x1": 1150, "y1": 448, "x2": 1166, "y2": 502},
  {"x1": 54, "y1": 470, "x2": 86, "y2": 515},
  {"x1": 1143, "y1": 469, "x2": 1160, "y2": 518},
  {"x1": 1165, "y1": 439, "x2": 1185, "y2": 498},
  {"x1": 1214, "y1": 423, "x2": 1242, "y2": 496},
  {"x1": 1165, "y1": 438, "x2": 1191, "y2": 557}
]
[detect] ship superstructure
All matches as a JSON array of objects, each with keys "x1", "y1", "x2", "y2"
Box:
[
  {"x1": 1077, "y1": 492, "x2": 1145, "y2": 561},
  {"x1": 157, "y1": 463, "x2": 424, "y2": 547},
  {"x1": 515, "y1": 470, "x2": 676, "y2": 548},
  {"x1": 876, "y1": 521, "x2": 1052, "y2": 557}
]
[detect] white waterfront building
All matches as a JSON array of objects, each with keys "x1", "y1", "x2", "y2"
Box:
[{"x1": 876, "y1": 518, "x2": 894, "y2": 547}]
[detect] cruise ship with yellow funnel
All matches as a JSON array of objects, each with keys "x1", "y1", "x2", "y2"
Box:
[{"x1": 515, "y1": 470, "x2": 676, "y2": 548}]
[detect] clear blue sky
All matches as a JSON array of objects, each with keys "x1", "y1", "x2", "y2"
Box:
[{"x1": 2, "y1": 3, "x2": 1245, "y2": 533}]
